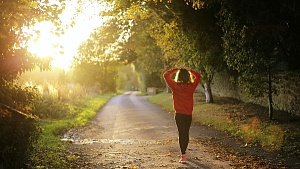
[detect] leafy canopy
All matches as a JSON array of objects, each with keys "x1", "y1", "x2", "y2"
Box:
[
  {"x1": 73, "y1": 19, "x2": 121, "y2": 92},
  {"x1": 0, "y1": 0, "x2": 65, "y2": 82}
]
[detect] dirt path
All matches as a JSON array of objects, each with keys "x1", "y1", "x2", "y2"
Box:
[{"x1": 64, "y1": 92, "x2": 299, "y2": 169}]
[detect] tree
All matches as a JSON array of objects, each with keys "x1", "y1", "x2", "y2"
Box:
[
  {"x1": 148, "y1": 1, "x2": 226, "y2": 103},
  {"x1": 73, "y1": 20, "x2": 121, "y2": 93},
  {"x1": 105, "y1": 0, "x2": 300, "y2": 110},
  {"x1": 117, "y1": 65, "x2": 139, "y2": 91},
  {"x1": 118, "y1": 21, "x2": 166, "y2": 93},
  {"x1": 109, "y1": 0, "x2": 225, "y2": 102},
  {"x1": 218, "y1": 0, "x2": 300, "y2": 119},
  {"x1": 0, "y1": 0, "x2": 64, "y2": 82},
  {"x1": 100, "y1": 2, "x2": 167, "y2": 93}
]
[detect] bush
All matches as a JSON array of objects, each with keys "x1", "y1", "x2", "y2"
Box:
[
  {"x1": 0, "y1": 110, "x2": 39, "y2": 168},
  {"x1": 31, "y1": 83, "x2": 90, "y2": 119},
  {"x1": 34, "y1": 97, "x2": 72, "y2": 119},
  {"x1": 0, "y1": 81, "x2": 40, "y2": 168},
  {"x1": 0, "y1": 81, "x2": 40, "y2": 112},
  {"x1": 0, "y1": 80, "x2": 100, "y2": 168}
]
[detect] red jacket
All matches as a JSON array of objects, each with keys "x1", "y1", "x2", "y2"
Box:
[{"x1": 163, "y1": 68, "x2": 201, "y2": 115}]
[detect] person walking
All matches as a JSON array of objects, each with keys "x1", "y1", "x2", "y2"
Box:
[{"x1": 163, "y1": 67, "x2": 201, "y2": 164}]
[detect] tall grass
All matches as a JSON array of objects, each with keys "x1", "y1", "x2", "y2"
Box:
[
  {"x1": 24, "y1": 79, "x2": 115, "y2": 168},
  {"x1": 1, "y1": 69, "x2": 118, "y2": 168}
]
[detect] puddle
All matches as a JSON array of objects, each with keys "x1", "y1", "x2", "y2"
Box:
[
  {"x1": 60, "y1": 137, "x2": 177, "y2": 146},
  {"x1": 61, "y1": 138, "x2": 159, "y2": 145}
]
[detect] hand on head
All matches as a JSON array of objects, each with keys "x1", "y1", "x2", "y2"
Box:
[{"x1": 177, "y1": 66, "x2": 191, "y2": 71}]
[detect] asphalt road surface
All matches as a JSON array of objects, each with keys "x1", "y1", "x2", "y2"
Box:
[{"x1": 64, "y1": 92, "x2": 299, "y2": 169}]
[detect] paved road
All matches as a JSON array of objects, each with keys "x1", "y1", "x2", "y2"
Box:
[
  {"x1": 65, "y1": 92, "x2": 231, "y2": 168},
  {"x1": 65, "y1": 92, "x2": 300, "y2": 168}
]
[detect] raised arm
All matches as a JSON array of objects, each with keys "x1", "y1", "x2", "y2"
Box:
[
  {"x1": 190, "y1": 69, "x2": 201, "y2": 88},
  {"x1": 163, "y1": 68, "x2": 178, "y2": 80},
  {"x1": 163, "y1": 68, "x2": 178, "y2": 86}
]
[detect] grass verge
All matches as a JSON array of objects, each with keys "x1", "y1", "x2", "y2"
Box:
[
  {"x1": 148, "y1": 92, "x2": 300, "y2": 158},
  {"x1": 28, "y1": 94, "x2": 114, "y2": 168}
]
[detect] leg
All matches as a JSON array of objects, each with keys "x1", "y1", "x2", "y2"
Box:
[{"x1": 175, "y1": 113, "x2": 192, "y2": 155}]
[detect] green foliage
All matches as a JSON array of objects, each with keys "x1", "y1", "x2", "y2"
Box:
[
  {"x1": 283, "y1": 127, "x2": 300, "y2": 157},
  {"x1": 29, "y1": 120, "x2": 70, "y2": 168},
  {"x1": 34, "y1": 83, "x2": 91, "y2": 119},
  {"x1": 121, "y1": 23, "x2": 164, "y2": 73},
  {"x1": 108, "y1": 0, "x2": 300, "y2": 105},
  {"x1": 27, "y1": 94, "x2": 114, "y2": 168},
  {"x1": 0, "y1": 81, "x2": 40, "y2": 113},
  {"x1": 73, "y1": 61, "x2": 119, "y2": 93},
  {"x1": 18, "y1": 68, "x2": 104, "y2": 119},
  {"x1": 117, "y1": 65, "x2": 139, "y2": 91},
  {"x1": 0, "y1": 109, "x2": 39, "y2": 168},
  {"x1": 218, "y1": 0, "x2": 300, "y2": 97},
  {"x1": 0, "y1": 69, "x2": 103, "y2": 168},
  {"x1": 107, "y1": 4, "x2": 167, "y2": 91},
  {"x1": 108, "y1": 0, "x2": 226, "y2": 102},
  {"x1": 73, "y1": 23, "x2": 121, "y2": 93},
  {"x1": 0, "y1": 0, "x2": 64, "y2": 81},
  {"x1": 0, "y1": 79, "x2": 77, "y2": 167},
  {"x1": 118, "y1": 21, "x2": 165, "y2": 91},
  {"x1": 35, "y1": 98, "x2": 71, "y2": 119},
  {"x1": 0, "y1": 80, "x2": 41, "y2": 168}
]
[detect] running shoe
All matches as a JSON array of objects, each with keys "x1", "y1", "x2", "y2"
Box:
[{"x1": 179, "y1": 153, "x2": 187, "y2": 164}]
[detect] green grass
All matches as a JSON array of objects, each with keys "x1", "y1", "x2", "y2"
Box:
[
  {"x1": 28, "y1": 94, "x2": 114, "y2": 168},
  {"x1": 148, "y1": 92, "x2": 173, "y2": 111},
  {"x1": 73, "y1": 94, "x2": 112, "y2": 126},
  {"x1": 148, "y1": 92, "x2": 300, "y2": 156}
]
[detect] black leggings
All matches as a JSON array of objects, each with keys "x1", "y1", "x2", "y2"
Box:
[{"x1": 175, "y1": 113, "x2": 192, "y2": 155}]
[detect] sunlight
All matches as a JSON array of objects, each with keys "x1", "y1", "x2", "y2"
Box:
[
  {"x1": 27, "y1": 21, "x2": 60, "y2": 57},
  {"x1": 26, "y1": 0, "x2": 111, "y2": 70}
]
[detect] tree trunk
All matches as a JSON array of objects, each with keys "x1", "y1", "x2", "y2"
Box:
[
  {"x1": 203, "y1": 82, "x2": 214, "y2": 103},
  {"x1": 268, "y1": 68, "x2": 274, "y2": 120}
]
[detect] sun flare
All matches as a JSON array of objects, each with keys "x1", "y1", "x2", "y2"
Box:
[
  {"x1": 27, "y1": 21, "x2": 60, "y2": 57},
  {"x1": 26, "y1": 0, "x2": 110, "y2": 70}
]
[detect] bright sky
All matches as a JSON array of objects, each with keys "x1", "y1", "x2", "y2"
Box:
[{"x1": 27, "y1": 0, "x2": 110, "y2": 70}]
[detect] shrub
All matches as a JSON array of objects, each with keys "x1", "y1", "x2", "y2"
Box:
[
  {"x1": 0, "y1": 81, "x2": 40, "y2": 168},
  {"x1": 0, "y1": 109, "x2": 39, "y2": 168},
  {"x1": 34, "y1": 97, "x2": 71, "y2": 119}
]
